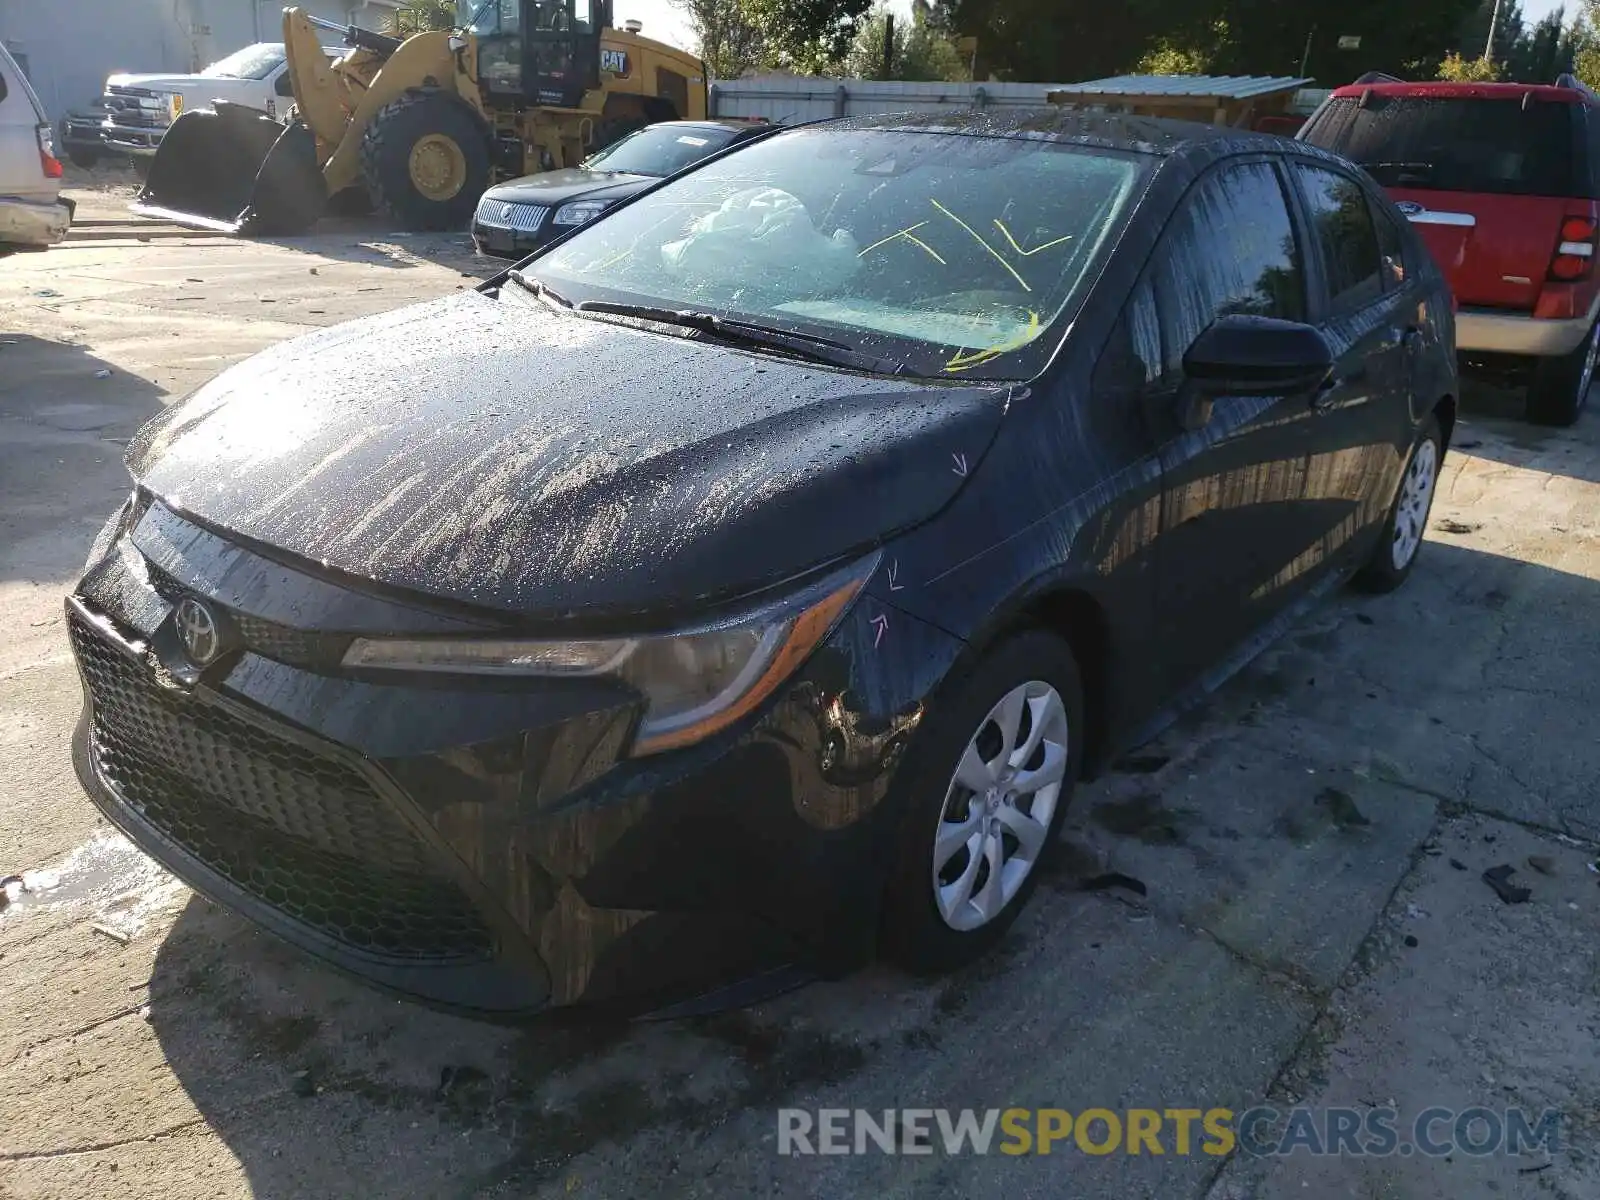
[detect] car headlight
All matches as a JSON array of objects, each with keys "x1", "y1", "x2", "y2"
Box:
[
  {"x1": 553, "y1": 199, "x2": 611, "y2": 226},
  {"x1": 340, "y1": 552, "x2": 880, "y2": 755}
]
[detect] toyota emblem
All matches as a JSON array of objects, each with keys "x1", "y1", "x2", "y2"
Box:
[{"x1": 174, "y1": 597, "x2": 222, "y2": 666}]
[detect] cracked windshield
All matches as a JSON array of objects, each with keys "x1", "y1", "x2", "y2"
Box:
[{"x1": 532, "y1": 127, "x2": 1145, "y2": 377}]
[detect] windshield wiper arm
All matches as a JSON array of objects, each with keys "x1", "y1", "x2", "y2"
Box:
[
  {"x1": 505, "y1": 269, "x2": 573, "y2": 308},
  {"x1": 574, "y1": 301, "x2": 905, "y2": 373}
]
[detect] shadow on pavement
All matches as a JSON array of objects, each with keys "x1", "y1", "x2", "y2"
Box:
[
  {"x1": 140, "y1": 540, "x2": 1600, "y2": 1198},
  {"x1": 0, "y1": 335, "x2": 164, "y2": 585}
]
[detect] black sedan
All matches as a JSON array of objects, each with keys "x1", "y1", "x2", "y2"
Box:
[
  {"x1": 471, "y1": 119, "x2": 773, "y2": 259},
  {"x1": 68, "y1": 110, "x2": 1457, "y2": 1018}
]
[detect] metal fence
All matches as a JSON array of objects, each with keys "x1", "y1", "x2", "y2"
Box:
[{"x1": 709, "y1": 77, "x2": 1333, "y2": 125}]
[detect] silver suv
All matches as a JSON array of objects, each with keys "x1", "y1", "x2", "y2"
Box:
[{"x1": 0, "y1": 40, "x2": 72, "y2": 255}]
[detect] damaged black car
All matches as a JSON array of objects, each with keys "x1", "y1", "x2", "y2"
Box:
[{"x1": 68, "y1": 110, "x2": 1458, "y2": 1017}]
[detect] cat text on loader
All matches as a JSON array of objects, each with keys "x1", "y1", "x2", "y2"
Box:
[{"x1": 131, "y1": 0, "x2": 709, "y2": 235}]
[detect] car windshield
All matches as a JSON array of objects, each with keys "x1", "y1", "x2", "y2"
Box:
[
  {"x1": 202, "y1": 44, "x2": 287, "y2": 79},
  {"x1": 531, "y1": 126, "x2": 1148, "y2": 380},
  {"x1": 585, "y1": 126, "x2": 743, "y2": 177},
  {"x1": 1303, "y1": 95, "x2": 1578, "y2": 196}
]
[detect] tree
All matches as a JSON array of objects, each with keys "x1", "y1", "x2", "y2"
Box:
[
  {"x1": 671, "y1": 0, "x2": 769, "y2": 78},
  {"x1": 1506, "y1": 8, "x2": 1573, "y2": 81},
  {"x1": 387, "y1": 0, "x2": 457, "y2": 34},
  {"x1": 744, "y1": 0, "x2": 873, "y2": 72},
  {"x1": 1437, "y1": 49, "x2": 1503, "y2": 78},
  {"x1": 845, "y1": 2, "x2": 971, "y2": 79}
]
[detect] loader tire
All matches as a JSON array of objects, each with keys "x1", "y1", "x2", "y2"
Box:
[{"x1": 360, "y1": 92, "x2": 490, "y2": 233}]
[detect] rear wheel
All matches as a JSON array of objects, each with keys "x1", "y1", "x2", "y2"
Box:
[
  {"x1": 1354, "y1": 413, "x2": 1443, "y2": 594},
  {"x1": 1527, "y1": 317, "x2": 1598, "y2": 426},
  {"x1": 880, "y1": 631, "x2": 1083, "y2": 974},
  {"x1": 360, "y1": 92, "x2": 490, "y2": 232},
  {"x1": 66, "y1": 144, "x2": 102, "y2": 168}
]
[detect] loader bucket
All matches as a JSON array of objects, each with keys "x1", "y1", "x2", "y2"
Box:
[{"x1": 131, "y1": 103, "x2": 327, "y2": 236}]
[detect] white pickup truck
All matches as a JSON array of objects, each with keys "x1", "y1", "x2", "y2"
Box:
[{"x1": 99, "y1": 41, "x2": 338, "y2": 157}]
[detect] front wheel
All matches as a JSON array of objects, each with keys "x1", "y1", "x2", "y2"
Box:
[
  {"x1": 1527, "y1": 317, "x2": 1597, "y2": 426},
  {"x1": 1353, "y1": 413, "x2": 1443, "y2": 594},
  {"x1": 360, "y1": 92, "x2": 490, "y2": 232},
  {"x1": 880, "y1": 630, "x2": 1084, "y2": 975}
]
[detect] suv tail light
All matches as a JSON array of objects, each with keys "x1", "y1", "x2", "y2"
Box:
[
  {"x1": 1549, "y1": 214, "x2": 1597, "y2": 281},
  {"x1": 36, "y1": 123, "x2": 64, "y2": 179}
]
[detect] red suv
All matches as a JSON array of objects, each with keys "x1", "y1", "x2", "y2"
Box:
[{"x1": 1300, "y1": 73, "x2": 1600, "y2": 425}]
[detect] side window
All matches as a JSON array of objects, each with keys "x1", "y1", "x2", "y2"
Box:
[
  {"x1": 1373, "y1": 203, "x2": 1409, "y2": 292},
  {"x1": 1151, "y1": 160, "x2": 1306, "y2": 378},
  {"x1": 274, "y1": 70, "x2": 295, "y2": 97},
  {"x1": 1295, "y1": 164, "x2": 1384, "y2": 312}
]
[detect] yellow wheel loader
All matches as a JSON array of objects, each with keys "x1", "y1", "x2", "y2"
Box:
[{"x1": 131, "y1": 0, "x2": 709, "y2": 235}]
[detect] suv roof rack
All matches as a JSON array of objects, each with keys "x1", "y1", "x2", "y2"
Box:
[
  {"x1": 1554, "y1": 73, "x2": 1600, "y2": 103},
  {"x1": 1353, "y1": 71, "x2": 1406, "y2": 84}
]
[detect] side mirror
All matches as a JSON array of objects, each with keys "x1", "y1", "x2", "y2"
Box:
[{"x1": 1177, "y1": 315, "x2": 1334, "y2": 430}]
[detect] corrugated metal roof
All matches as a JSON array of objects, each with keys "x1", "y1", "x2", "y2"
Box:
[{"x1": 1048, "y1": 75, "x2": 1313, "y2": 100}]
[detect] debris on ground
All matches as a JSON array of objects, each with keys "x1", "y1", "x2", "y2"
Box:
[
  {"x1": 94, "y1": 368, "x2": 112, "y2": 378},
  {"x1": 1080, "y1": 872, "x2": 1148, "y2": 897},
  {"x1": 90, "y1": 922, "x2": 130, "y2": 945},
  {"x1": 1482, "y1": 864, "x2": 1532, "y2": 905},
  {"x1": 1435, "y1": 519, "x2": 1483, "y2": 534},
  {"x1": 1355, "y1": 613, "x2": 1375, "y2": 625},
  {"x1": 290, "y1": 1070, "x2": 317, "y2": 1098},
  {"x1": 436, "y1": 1064, "x2": 489, "y2": 1099},
  {"x1": 1455, "y1": 439, "x2": 1483, "y2": 449},
  {"x1": 1527, "y1": 854, "x2": 1557, "y2": 876},
  {"x1": 1449, "y1": 858, "x2": 1468, "y2": 871},
  {"x1": 1403, "y1": 935, "x2": 1419, "y2": 948},
  {"x1": 1315, "y1": 787, "x2": 1371, "y2": 828},
  {"x1": 1115, "y1": 754, "x2": 1170, "y2": 775}
]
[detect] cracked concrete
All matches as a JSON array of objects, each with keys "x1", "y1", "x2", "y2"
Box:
[{"x1": 2, "y1": 179, "x2": 1598, "y2": 1199}]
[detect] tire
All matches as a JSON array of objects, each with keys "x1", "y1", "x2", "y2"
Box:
[
  {"x1": 326, "y1": 185, "x2": 375, "y2": 217},
  {"x1": 1353, "y1": 413, "x2": 1443, "y2": 594},
  {"x1": 359, "y1": 92, "x2": 490, "y2": 232},
  {"x1": 880, "y1": 629, "x2": 1085, "y2": 975},
  {"x1": 66, "y1": 144, "x2": 102, "y2": 169},
  {"x1": 1526, "y1": 317, "x2": 1598, "y2": 426}
]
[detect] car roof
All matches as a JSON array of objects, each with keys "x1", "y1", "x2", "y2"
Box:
[
  {"x1": 646, "y1": 119, "x2": 768, "y2": 135},
  {"x1": 790, "y1": 107, "x2": 1326, "y2": 161},
  {"x1": 1328, "y1": 80, "x2": 1595, "y2": 106}
]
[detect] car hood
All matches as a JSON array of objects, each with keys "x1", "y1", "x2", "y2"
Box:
[
  {"x1": 484, "y1": 169, "x2": 656, "y2": 207},
  {"x1": 106, "y1": 73, "x2": 231, "y2": 91},
  {"x1": 127, "y1": 290, "x2": 1011, "y2": 622}
]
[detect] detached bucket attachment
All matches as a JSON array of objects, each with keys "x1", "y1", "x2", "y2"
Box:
[{"x1": 131, "y1": 102, "x2": 327, "y2": 236}]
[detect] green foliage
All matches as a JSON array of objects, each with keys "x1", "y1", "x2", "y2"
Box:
[
  {"x1": 1437, "y1": 49, "x2": 1502, "y2": 79},
  {"x1": 744, "y1": 0, "x2": 873, "y2": 72},
  {"x1": 845, "y1": 3, "x2": 972, "y2": 79},
  {"x1": 672, "y1": 0, "x2": 769, "y2": 78},
  {"x1": 387, "y1": 0, "x2": 457, "y2": 35}
]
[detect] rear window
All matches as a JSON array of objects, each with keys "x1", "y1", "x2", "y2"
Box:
[{"x1": 1302, "y1": 95, "x2": 1583, "y2": 197}]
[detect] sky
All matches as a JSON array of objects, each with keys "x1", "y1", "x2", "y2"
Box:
[{"x1": 613, "y1": 0, "x2": 1575, "y2": 59}]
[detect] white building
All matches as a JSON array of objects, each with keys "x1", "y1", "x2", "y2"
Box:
[{"x1": 0, "y1": 0, "x2": 402, "y2": 117}]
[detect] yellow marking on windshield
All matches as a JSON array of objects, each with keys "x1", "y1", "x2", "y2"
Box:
[
  {"x1": 590, "y1": 246, "x2": 635, "y2": 271},
  {"x1": 930, "y1": 199, "x2": 1032, "y2": 293},
  {"x1": 857, "y1": 221, "x2": 947, "y2": 265},
  {"x1": 943, "y1": 310, "x2": 1041, "y2": 373},
  {"x1": 993, "y1": 220, "x2": 1073, "y2": 256}
]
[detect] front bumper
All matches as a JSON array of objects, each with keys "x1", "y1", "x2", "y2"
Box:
[
  {"x1": 0, "y1": 196, "x2": 72, "y2": 249},
  {"x1": 67, "y1": 501, "x2": 962, "y2": 1015},
  {"x1": 102, "y1": 121, "x2": 167, "y2": 155}
]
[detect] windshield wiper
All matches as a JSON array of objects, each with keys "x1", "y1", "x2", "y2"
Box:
[
  {"x1": 505, "y1": 270, "x2": 573, "y2": 308},
  {"x1": 574, "y1": 301, "x2": 906, "y2": 374}
]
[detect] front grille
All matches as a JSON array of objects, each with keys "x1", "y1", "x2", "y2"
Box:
[
  {"x1": 103, "y1": 87, "x2": 167, "y2": 130},
  {"x1": 475, "y1": 198, "x2": 549, "y2": 233},
  {"x1": 147, "y1": 566, "x2": 350, "y2": 669},
  {"x1": 70, "y1": 610, "x2": 494, "y2": 963}
]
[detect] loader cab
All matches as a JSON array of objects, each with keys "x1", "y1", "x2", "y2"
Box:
[{"x1": 465, "y1": 0, "x2": 604, "y2": 108}]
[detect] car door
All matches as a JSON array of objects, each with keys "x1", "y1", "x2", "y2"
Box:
[
  {"x1": 1144, "y1": 157, "x2": 1326, "y2": 694},
  {"x1": 1284, "y1": 160, "x2": 1419, "y2": 571}
]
